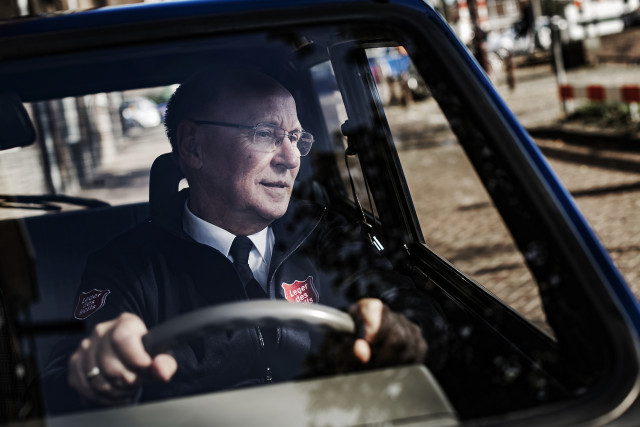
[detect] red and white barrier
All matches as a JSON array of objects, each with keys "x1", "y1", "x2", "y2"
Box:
[{"x1": 558, "y1": 83, "x2": 640, "y2": 121}]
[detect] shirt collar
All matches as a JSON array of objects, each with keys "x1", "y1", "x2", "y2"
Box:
[{"x1": 182, "y1": 200, "x2": 270, "y2": 262}]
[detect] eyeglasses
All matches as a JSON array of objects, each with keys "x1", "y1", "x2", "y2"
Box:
[{"x1": 191, "y1": 120, "x2": 314, "y2": 156}]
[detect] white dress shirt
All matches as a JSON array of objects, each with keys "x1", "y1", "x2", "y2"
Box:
[{"x1": 182, "y1": 201, "x2": 274, "y2": 290}]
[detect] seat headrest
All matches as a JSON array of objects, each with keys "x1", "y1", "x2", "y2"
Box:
[
  {"x1": 0, "y1": 92, "x2": 36, "y2": 150},
  {"x1": 149, "y1": 153, "x2": 184, "y2": 218}
]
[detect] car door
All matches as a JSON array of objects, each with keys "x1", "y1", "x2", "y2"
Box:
[{"x1": 301, "y1": 6, "x2": 640, "y2": 424}]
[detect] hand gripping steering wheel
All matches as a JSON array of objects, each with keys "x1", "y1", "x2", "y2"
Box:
[{"x1": 142, "y1": 300, "x2": 355, "y2": 356}]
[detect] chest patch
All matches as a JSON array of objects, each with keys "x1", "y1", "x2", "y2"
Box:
[
  {"x1": 281, "y1": 276, "x2": 318, "y2": 304},
  {"x1": 74, "y1": 289, "x2": 111, "y2": 320}
]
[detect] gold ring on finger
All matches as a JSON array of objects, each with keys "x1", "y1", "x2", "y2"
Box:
[{"x1": 86, "y1": 366, "x2": 101, "y2": 380}]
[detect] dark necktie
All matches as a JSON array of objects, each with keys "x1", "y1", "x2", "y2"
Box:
[{"x1": 229, "y1": 236, "x2": 267, "y2": 299}]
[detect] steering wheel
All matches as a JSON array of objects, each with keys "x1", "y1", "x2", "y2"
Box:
[{"x1": 142, "y1": 300, "x2": 356, "y2": 356}]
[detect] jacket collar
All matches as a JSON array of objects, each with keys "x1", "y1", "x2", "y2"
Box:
[
  {"x1": 269, "y1": 198, "x2": 326, "y2": 276},
  {"x1": 152, "y1": 188, "x2": 327, "y2": 252},
  {"x1": 151, "y1": 188, "x2": 190, "y2": 238}
]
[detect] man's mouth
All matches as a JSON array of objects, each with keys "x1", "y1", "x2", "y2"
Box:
[{"x1": 261, "y1": 181, "x2": 289, "y2": 189}]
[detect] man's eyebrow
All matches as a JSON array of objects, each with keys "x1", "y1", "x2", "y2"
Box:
[{"x1": 265, "y1": 122, "x2": 303, "y2": 132}]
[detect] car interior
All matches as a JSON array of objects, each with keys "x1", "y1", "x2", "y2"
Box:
[{"x1": 0, "y1": 9, "x2": 638, "y2": 425}]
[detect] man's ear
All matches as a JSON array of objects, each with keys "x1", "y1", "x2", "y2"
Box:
[{"x1": 177, "y1": 120, "x2": 203, "y2": 170}]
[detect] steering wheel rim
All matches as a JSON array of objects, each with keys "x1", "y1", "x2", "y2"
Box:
[{"x1": 142, "y1": 300, "x2": 355, "y2": 356}]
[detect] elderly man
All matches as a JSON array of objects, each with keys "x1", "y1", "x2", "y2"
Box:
[{"x1": 48, "y1": 67, "x2": 447, "y2": 409}]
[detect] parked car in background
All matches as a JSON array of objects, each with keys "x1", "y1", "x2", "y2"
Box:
[
  {"x1": 564, "y1": 0, "x2": 640, "y2": 39},
  {"x1": 119, "y1": 97, "x2": 162, "y2": 134},
  {"x1": 368, "y1": 46, "x2": 430, "y2": 104},
  {"x1": 487, "y1": 15, "x2": 553, "y2": 59},
  {"x1": 1, "y1": 0, "x2": 639, "y2": 425}
]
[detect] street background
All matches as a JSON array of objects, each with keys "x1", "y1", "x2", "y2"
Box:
[
  {"x1": 499, "y1": 35, "x2": 640, "y2": 302},
  {"x1": 388, "y1": 28, "x2": 640, "y2": 327}
]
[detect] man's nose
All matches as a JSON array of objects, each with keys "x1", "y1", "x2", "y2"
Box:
[{"x1": 273, "y1": 135, "x2": 300, "y2": 169}]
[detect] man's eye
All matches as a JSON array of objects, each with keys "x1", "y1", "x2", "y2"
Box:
[
  {"x1": 255, "y1": 129, "x2": 274, "y2": 139},
  {"x1": 289, "y1": 132, "x2": 301, "y2": 143}
]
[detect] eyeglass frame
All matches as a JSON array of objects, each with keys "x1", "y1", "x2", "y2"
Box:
[{"x1": 190, "y1": 120, "x2": 314, "y2": 156}]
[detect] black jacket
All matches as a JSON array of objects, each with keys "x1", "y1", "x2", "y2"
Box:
[{"x1": 45, "y1": 190, "x2": 448, "y2": 410}]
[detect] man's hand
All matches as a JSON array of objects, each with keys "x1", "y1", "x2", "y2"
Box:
[
  {"x1": 68, "y1": 312, "x2": 177, "y2": 406},
  {"x1": 350, "y1": 298, "x2": 427, "y2": 366},
  {"x1": 307, "y1": 298, "x2": 427, "y2": 375}
]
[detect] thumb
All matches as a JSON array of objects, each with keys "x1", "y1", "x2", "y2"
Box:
[
  {"x1": 353, "y1": 338, "x2": 372, "y2": 363},
  {"x1": 350, "y1": 298, "x2": 385, "y2": 364},
  {"x1": 149, "y1": 353, "x2": 177, "y2": 382}
]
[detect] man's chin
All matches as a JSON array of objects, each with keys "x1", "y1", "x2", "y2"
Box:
[
  {"x1": 255, "y1": 200, "x2": 290, "y2": 223},
  {"x1": 262, "y1": 207, "x2": 288, "y2": 222}
]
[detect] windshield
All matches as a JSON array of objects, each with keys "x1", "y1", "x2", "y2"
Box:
[{"x1": 0, "y1": 10, "x2": 635, "y2": 426}]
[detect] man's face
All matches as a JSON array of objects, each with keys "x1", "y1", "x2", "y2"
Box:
[{"x1": 189, "y1": 86, "x2": 302, "y2": 233}]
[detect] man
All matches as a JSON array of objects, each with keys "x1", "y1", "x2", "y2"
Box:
[{"x1": 51, "y1": 67, "x2": 447, "y2": 409}]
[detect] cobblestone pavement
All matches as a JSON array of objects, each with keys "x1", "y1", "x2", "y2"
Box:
[
  {"x1": 539, "y1": 139, "x2": 640, "y2": 289},
  {"x1": 388, "y1": 60, "x2": 640, "y2": 329},
  {"x1": 395, "y1": 128, "x2": 640, "y2": 331},
  {"x1": 498, "y1": 60, "x2": 640, "y2": 317}
]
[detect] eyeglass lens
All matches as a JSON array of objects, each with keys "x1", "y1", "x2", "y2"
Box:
[{"x1": 254, "y1": 124, "x2": 313, "y2": 156}]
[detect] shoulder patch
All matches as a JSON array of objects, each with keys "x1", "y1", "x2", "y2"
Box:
[
  {"x1": 281, "y1": 276, "x2": 318, "y2": 304},
  {"x1": 74, "y1": 289, "x2": 111, "y2": 320}
]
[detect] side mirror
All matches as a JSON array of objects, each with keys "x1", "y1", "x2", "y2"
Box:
[{"x1": 0, "y1": 93, "x2": 36, "y2": 150}]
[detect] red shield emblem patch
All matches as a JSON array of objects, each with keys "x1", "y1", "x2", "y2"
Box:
[
  {"x1": 281, "y1": 276, "x2": 318, "y2": 304},
  {"x1": 74, "y1": 289, "x2": 111, "y2": 320}
]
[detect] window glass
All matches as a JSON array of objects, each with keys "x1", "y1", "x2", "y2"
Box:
[
  {"x1": 496, "y1": 60, "x2": 640, "y2": 304},
  {"x1": 3, "y1": 19, "x2": 615, "y2": 424},
  {"x1": 0, "y1": 88, "x2": 173, "y2": 220},
  {"x1": 366, "y1": 47, "x2": 551, "y2": 334},
  {"x1": 310, "y1": 60, "x2": 379, "y2": 218}
]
